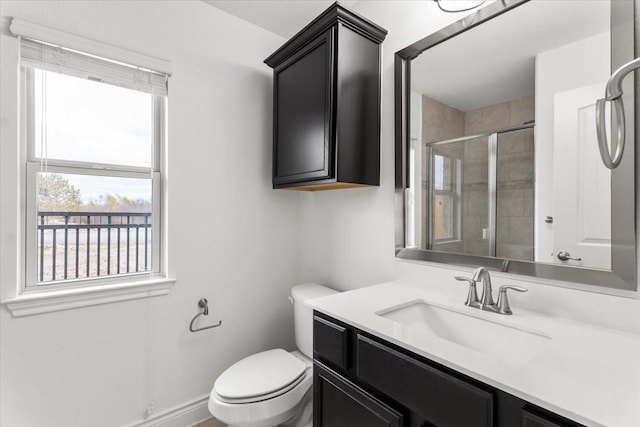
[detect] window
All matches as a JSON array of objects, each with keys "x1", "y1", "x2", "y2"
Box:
[
  {"x1": 19, "y1": 37, "x2": 168, "y2": 289},
  {"x1": 432, "y1": 154, "x2": 461, "y2": 242}
]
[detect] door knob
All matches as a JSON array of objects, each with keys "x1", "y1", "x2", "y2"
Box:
[{"x1": 557, "y1": 251, "x2": 581, "y2": 261}]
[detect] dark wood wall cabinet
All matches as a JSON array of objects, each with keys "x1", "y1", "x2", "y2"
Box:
[
  {"x1": 313, "y1": 312, "x2": 586, "y2": 427},
  {"x1": 264, "y1": 3, "x2": 387, "y2": 191}
]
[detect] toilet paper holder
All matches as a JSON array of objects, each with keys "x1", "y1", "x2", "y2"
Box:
[{"x1": 189, "y1": 298, "x2": 222, "y2": 333}]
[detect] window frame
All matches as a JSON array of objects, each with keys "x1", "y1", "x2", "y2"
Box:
[
  {"x1": 0, "y1": 19, "x2": 174, "y2": 317},
  {"x1": 20, "y1": 66, "x2": 167, "y2": 293},
  {"x1": 432, "y1": 154, "x2": 462, "y2": 244}
]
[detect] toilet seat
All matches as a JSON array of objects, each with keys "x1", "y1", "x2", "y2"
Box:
[
  {"x1": 209, "y1": 350, "x2": 313, "y2": 427},
  {"x1": 215, "y1": 370, "x2": 306, "y2": 404},
  {"x1": 214, "y1": 349, "x2": 307, "y2": 403}
]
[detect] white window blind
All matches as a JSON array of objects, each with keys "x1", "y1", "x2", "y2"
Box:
[{"x1": 20, "y1": 38, "x2": 168, "y2": 96}]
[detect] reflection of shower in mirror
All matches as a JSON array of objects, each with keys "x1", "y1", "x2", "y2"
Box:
[{"x1": 397, "y1": 0, "x2": 636, "y2": 290}]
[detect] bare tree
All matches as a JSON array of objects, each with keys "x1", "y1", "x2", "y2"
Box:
[
  {"x1": 86, "y1": 194, "x2": 151, "y2": 213},
  {"x1": 38, "y1": 173, "x2": 83, "y2": 211}
]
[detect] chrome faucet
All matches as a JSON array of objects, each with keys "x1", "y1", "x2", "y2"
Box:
[
  {"x1": 455, "y1": 267, "x2": 527, "y2": 315},
  {"x1": 471, "y1": 266, "x2": 496, "y2": 310}
]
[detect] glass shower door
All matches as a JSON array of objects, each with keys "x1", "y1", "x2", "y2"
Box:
[
  {"x1": 426, "y1": 124, "x2": 535, "y2": 260},
  {"x1": 427, "y1": 135, "x2": 491, "y2": 257}
]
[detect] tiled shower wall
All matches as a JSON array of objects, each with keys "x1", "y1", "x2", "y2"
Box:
[
  {"x1": 421, "y1": 95, "x2": 534, "y2": 260},
  {"x1": 495, "y1": 127, "x2": 535, "y2": 261}
]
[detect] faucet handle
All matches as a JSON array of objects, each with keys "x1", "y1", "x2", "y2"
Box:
[
  {"x1": 454, "y1": 276, "x2": 480, "y2": 308},
  {"x1": 496, "y1": 285, "x2": 528, "y2": 315}
]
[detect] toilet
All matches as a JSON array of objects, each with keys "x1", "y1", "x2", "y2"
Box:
[{"x1": 208, "y1": 283, "x2": 338, "y2": 427}]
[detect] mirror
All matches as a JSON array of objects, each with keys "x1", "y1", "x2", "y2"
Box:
[{"x1": 395, "y1": 0, "x2": 637, "y2": 291}]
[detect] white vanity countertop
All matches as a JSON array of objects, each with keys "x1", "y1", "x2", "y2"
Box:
[{"x1": 308, "y1": 281, "x2": 640, "y2": 427}]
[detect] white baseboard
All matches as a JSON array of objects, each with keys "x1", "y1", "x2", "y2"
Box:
[{"x1": 129, "y1": 395, "x2": 217, "y2": 427}]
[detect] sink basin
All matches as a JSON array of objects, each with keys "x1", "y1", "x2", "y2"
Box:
[{"x1": 377, "y1": 300, "x2": 551, "y2": 364}]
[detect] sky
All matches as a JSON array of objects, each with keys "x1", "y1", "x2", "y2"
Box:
[{"x1": 35, "y1": 70, "x2": 154, "y2": 202}]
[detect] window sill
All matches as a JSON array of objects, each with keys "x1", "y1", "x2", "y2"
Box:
[{"x1": 2, "y1": 277, "x2": 175, "y2": 317}]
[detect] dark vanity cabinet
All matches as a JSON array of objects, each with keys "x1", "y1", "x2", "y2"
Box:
[
  {"x1": 264, "y1": 4, "x2": 387, "y2": 191},
  {"x1": 313, "y1": 312, "x2": 585, "y2": 427},
  {"x1": 315, "y1": 363, "x2": 403, "y2": 427}
]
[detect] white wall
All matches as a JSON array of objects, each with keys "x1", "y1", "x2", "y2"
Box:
[{"x1": 0, "y1": 1, "x2": 297, "y2": 426}]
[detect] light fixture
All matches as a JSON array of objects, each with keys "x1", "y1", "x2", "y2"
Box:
[{"x1": 433, "y1": 0, "x2": 487, "y2": 13}]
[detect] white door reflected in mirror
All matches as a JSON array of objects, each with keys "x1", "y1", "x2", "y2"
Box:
[{"x1": 552, "y1": 84, "x2": 611, "y2": 270}]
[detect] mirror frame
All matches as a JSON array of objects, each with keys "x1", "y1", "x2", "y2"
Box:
[{"x1": 394, "y1": 0, "x2": 638, "y2": 291}]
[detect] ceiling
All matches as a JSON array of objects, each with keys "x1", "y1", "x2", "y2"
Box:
[{"x1": 203, "y1": 0, "x2": 360, "y2": 39}]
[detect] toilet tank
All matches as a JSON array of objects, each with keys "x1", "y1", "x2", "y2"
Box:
[{"x1": 291, "y1": 283, "x2": 338, "y2": 358}]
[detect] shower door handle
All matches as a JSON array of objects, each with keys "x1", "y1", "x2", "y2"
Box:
[{"x1": 557, "y1": 251, "x2": 581, "y2": 261}]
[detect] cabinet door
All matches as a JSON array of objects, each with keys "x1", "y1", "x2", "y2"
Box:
[
  {"x1": 357, "y1": 335, "x2": 493, "y2": 427},
  {"x1": 273, "y1": 28, "x2": 335, "y2": 186},
  {"x1": 314, "y1": 361, "x2": 403, "y2": 427},
  {"x1": 522, "y1": 408, "x2": 584, "y2": 427},
  {"x1": 314, "y1": 315, "x2": 349, "y2": 371}
]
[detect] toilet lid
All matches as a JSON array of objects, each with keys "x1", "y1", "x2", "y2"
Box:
[{"x1": 214, "y1": 349, "x2": 307, "y2": 400}]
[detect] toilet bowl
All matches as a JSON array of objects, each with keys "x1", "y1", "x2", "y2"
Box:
[{"x1": 208, "y1": 283, "x2": 337, "y2": 427}]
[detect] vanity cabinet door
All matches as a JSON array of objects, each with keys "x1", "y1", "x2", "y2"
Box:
[
  {"x1": 314, "y1": 315, "x2": 349, "y2": 371},
  {"x1": 314, "y1": 361, "x2": 404, "y2": 427},
  {"x1": 522, "y1": 408, "x2": 583, "y2": 427},
  {"x1": 357, "y1": 335, "x2": 493, "y2": 427}
]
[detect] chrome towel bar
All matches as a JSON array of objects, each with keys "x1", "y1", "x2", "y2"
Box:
[
  {"x1": 189, "y1": 298, "x2": 222, "y2": 333},
  {"x1": 596, "y1": 56, "x2": 640, "y2": 169}
]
